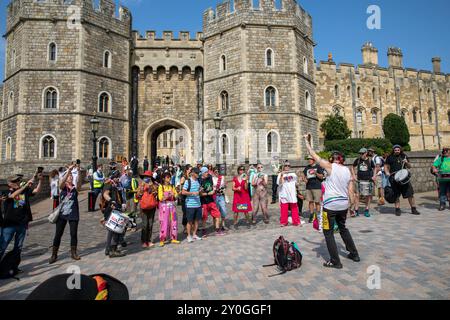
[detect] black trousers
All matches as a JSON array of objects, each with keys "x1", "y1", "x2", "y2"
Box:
[
  {"x1": 323, "y1": 208, "x2": 358, "y2": 265},
  {"x1": 141, "y1": 208, "x2": 156, "y2": 243},
  {"x1": 53, "y1": 219, "x2": 79, "y2": 247},
  {"x1": 271, "y1": 175, "x2": 278, "y2": 202},
  {"x1": 297, "y1": 197, "x2": 304, "y2": 216},
  {"x1": 181, "y1": 198, "x2": 188, "y2": 227}
]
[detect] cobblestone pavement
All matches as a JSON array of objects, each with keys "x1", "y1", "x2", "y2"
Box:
[{"x1": 0, "y1": 189, "x2": 449, "y2": 300}]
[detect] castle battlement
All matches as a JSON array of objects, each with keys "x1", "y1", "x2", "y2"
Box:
[
  {"x1": 132, "y1": 30, "x2": 204, "y2": 44},
  {"x1": 203, "y1": 0, "x2": 312, "y2": 40},
  {"x1": 6, "y1": 0, "x2": 131, "y2": 36}
]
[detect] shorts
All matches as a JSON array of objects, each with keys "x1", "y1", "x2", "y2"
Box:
[
  {"x1": 356, "y1": 180, "x2": 374, "y2": 196},
  {"x1": 186, "y1": 207, "x2": 202, "y2": 222},
  {"x1": 215, "y1": 195, "x2": 227, "y2": 219},
  {"x1": 375, "y1": 175, "x2": 383, "y2": 189},
  {"x1": 202, "y1": 202, "x2": 221, "y2": 221},
  {"x1": 306, "y1": 189, "x2": 322, "y2": 203},
  {"x1": 392, "y1": 180, "x2": 414, "y2": 199}
]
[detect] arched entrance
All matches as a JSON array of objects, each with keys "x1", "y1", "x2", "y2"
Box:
[{"x1": 143, "y1": 118, "x2": 192, "y2": 167}]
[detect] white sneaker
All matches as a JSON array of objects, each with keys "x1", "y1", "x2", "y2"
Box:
[
  {"x1": 300, "y1": 220, "x2": 306, "y2": 225},
  {"x1": 193, "y1": 235, "x2": 202, "y2": 241},
  {"x1": 187, "y1": 236, "x2": 194, "y2": 243}
]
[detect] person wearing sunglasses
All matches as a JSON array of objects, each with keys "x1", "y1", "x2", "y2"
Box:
[
  {"x1": 277, "y1": 161, "x2": 301, "y2": 227},
  {"x1": 232, "y1": 166, "x2": 253, "y2": 229}
]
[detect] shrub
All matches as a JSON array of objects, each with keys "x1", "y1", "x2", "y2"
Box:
[
  {"x1": 383, "y1": 113, "x2": 410, "y2": 147},
  {"x1": 320, "y1": 114, "x2": 352, "y2": 141},
  {"x1": 324, "y1": 138, "x2": 393, "y2": 157}
]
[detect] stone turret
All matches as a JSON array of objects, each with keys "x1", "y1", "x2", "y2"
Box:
[
  {"x1": 388, "y1": 47, "x2": 403, "y2": 68},
  {"x1": 432, "y1": 57, "x2": 441, "y2": 74},
  {"x1": 362, "y1": 42, "x2": 378, "y2": 66}
]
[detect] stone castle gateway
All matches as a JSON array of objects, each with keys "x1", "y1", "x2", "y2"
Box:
[{"x1": 1, "y1": 0, "x2": 449, "y2": 177}]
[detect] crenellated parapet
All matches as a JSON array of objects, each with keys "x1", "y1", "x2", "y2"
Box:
[
  {"x1": 203, "y1": 0, "x2": 313, "y2": 42},
  {"x1": 6, "y1": 0, "x2": 131, "y2": 37},
  {"x1": 132, "y1": 30, "x2": 204, "y2": 48}
]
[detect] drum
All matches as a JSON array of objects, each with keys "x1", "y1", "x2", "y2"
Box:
[
  {"x1": 105, "y1": 210, "x2": 129, "y2": 234},
  {"x1": 394, "y1": 169, "x2": 411, "y2": 185},
  {"x1": 359, "y1": 181, "x2": 372, "y2": 197}
]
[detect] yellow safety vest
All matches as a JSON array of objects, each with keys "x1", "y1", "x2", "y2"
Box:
[{"x1": 93, "y1": 172, "x2": 104, "y2": 189}]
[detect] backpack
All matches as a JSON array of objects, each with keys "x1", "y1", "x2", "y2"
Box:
[
  {"x1": 140, "y1": 185, "x2": 159, "y2": 210},
  {"x1": 0, "y1": 249, "x2": 21, "y2": 280},
  {"x1": 263, "y1": 236, "x2": 302, "y2": 277},
  {"x1": 384, "y1": 185, "x2": 398, "y2": 204}
]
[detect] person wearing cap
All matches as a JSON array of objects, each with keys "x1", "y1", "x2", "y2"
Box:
[
  {"x1": 385, "y1": 145, "x2": 420, "y2": 216},
  {"x1": 432, "y1": 147, "x2": 450, "y2": 211},
  {"x1": 304, "y1": 133, "x2": 360, "y2": 269},
  {"x1": 136, "y1": 171, "x2": 158, "y2": 248},
  {"x1": 199, "y1": 166, "x2": 223, "y2": 237},
  {"x1": 302, "y1": 155, "x2": 325, "y2": 223},
  {"x1": 368, "y1": 147, "x2": 386, "y2": 205},
  {"x1": 157, "y1": 171, "x2": 180, "y2": 246},
  {"x1": 277, "y1": 161, "x2": 302, "y2": 227},
  {"x1": 182, "y1": 167, "x2": 203, "y2": 243},
  {"x1": 232, "y1": 165, "x2": 253, "y2": 229},
  {"x1": 212, "y1": 166, "x2": 229, "y2": 231},
  {"x1": 351, "y1": 148, "x2": 376, "y2": 218},
  {"x1": 0, "y1": 173, "x2": 43, "y2": 261}
]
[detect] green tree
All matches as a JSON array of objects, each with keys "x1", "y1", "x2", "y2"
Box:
[
  {"x1": 383, "y1": 113, "x2": 410, "y2": 147},
  {"x1": 320, "y1": 114, "x2": 352, "y2": 141}
]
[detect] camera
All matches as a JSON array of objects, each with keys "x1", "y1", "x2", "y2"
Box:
[{"x1": 37, "y1": 167, "x2": 44, "y2": 174}]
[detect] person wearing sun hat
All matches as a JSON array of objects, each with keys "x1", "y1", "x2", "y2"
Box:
[{"x1": 26, "y1": 273, "x2": 129, "y2": 300}]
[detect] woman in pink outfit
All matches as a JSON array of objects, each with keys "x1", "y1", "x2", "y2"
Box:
[{"x1": 232, "y1": 165, "x2": 253, "y2": 228}]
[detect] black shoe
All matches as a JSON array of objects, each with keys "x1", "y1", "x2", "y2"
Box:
[
  {"x1": 105, "y1": 249, "x2": 110, "y2": 256},
  {"x1": 121, "y1": 242, "x2": 128, "y2": 248},
  {"x1": 271, "y1": 200, "x2": 276, "y2": 204},
  {"x1": 438, "y1": 204, "x2": 445, "y2": 211},
  {"x1": 410, "y1": 207, "x2": 421, "y2": 215},
  {"x1": 347, "y1": 253, "x2": 361, "y2": 262},
  {"x1": 323, "y1": 261, "x2": 343, "y2": 269},
  {"x1": 395, "y1": 208, "x2": 402, "y2": 216}
]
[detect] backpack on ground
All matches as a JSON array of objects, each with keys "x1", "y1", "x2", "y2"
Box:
[
  {"x1": 263, "y1": 236, "x2": 302, "y2": 277},
  {"x1": 0, "y1": 249, "x2": 21, "y2": 281},
  {"x1": 140, "y1": 187, "x2": 159, "y2": 210}
]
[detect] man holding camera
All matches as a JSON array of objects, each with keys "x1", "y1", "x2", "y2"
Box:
[{"x1": 0, "y1": 172, "x2": 43, "y2": 260}]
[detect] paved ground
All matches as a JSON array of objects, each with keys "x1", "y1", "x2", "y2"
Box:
[{"x1": 0, "y1": 188, "x2": 449, "y2": 300}]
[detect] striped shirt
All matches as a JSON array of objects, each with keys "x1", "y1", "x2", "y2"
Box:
[
  {"x1": 323, "y1": 163, "x2": 351, "y2": 211},
  {"x1": 183, "y1": 178, "x2": 201, "y2": 208}
]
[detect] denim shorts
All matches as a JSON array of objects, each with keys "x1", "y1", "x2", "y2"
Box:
[{"x1": 186, "y1": 207, "x2": 202, "y2": 222}]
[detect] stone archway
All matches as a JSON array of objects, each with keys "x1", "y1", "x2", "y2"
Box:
[{"x1": 143, "y1": 118, "x2": 192, "y2": 166}]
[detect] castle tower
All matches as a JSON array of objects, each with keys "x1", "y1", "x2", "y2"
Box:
[
  {"x1": 432, "y1": 57, "x2": 441, "y2": 73},
  {"x1": 361, "y1": 42, "x2": 378, "y2": 66},
  {"x1": 0, "y1": 0, "x2": 132, "y2": 176},
  {"x1": 388, "y1": 47, "x2": 403, "y2": 68},
  {"x1": 202, "y1": 0, "x2": 318, "y2": 165}
]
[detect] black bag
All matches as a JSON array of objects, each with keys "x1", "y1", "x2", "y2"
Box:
[
  {"x1": 263, "y1": 236, "x2": 302, "y2": 277},
  {"x1": 384, "y1": 185, "x2": 398, "y2": 204},
  {"x1": 0, "y1": 249, "x2": 21, "y2": 280}
]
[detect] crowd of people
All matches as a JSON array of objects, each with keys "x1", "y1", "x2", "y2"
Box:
[{"x1": 1, "y1": 144, "x2": 449, "y2": 271}]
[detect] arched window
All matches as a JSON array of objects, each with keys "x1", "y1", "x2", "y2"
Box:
[
  {"x1": 220, "y1": 91, "x2": 229, "y2": 110},
  {"x1": 413, "y1": 109, "x2": 418, "y2": 124},
  {"x1": 220, "y1": 55, "x2": 227, "y2": 72},
  {"x1": 334, "y1": 85, "x2": 339, "y2": 98},
  {"x1": 303, "y1": 57, "x2": 308, "y2": 74},
  {"x1": 41, "y1": 135, "x2": 56, "y2": 159},
  {"x1": 267, "y1": 131, "x2": 280, "y2": 153},
  {"x1": 5, "y1": 137, "x2": 12, "y2": 160},
  {"x1": 221, "y1": 134, "x2": 230, "y2": 155},
  {"x1": 43, "y1": 87, "x2": 58, "y2": 109},
  {"x1": 98, "y1": 137, "x2": 110, "y2": 159},
  {"x1": 48, "y1": 42, "x2": 57, "y2": 62},
  {"x1": 428, "y1": 109, "x2": 433, "y2": 124},
  {"x1": 357, "y1": 87, "x2": 361, "y2": 99},
  {"x1": 103, "y1": 50, "x2": 111, "y2": 68},
  {"x1": 356, "y1": 109, "x2": 363, "y2": 124},
  {"x1": 266, "y1": 48, "x2": 273, "y2": 67},
  {"x1": 386, "y1": 89, "x2": 389, "y2": 102},
  {"x1": 265, "y1": 86, "x2": 277, "y2": 107},
  {"x1": 163, "y1": 133, "x2": 168, "y2": 148},
  {"x1": 305, "y1": 90, "x2": 312, "y2": 111},
  {"x1": 371, "y1": 109, "x2": 378, "y2": 124},
  {"x1": 347, "y1": 85, "x2": 351, "y2": 97},
  {"x1": 7, "y1": 92, "x2": 14, "y2": 114},
  {"x1": 98, "y1": 92, "x2": 111, "y2": 113}
]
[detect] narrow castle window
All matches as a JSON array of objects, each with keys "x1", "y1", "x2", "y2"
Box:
[
  {"x1": 334, "y1": 85, "x2": 339, "y2": 98},
  {"x1": 5, "y1": 137, "x2": 12, "y2": 160},
  {"x1": 265, "y1": 86, "x2": 277, "y2": 108},
  {"x1": 44, "y1": 87, "x2": 58, "y2": 109},
  {"x1": 447, "y1": 89, "x2": 450, "y2": 102},
  {"x1": 220, "y1": 91, "x2": 230, "y2": 110},
  {"x1": 49, "y1": 43, "x2": 57, "y2": 62},
  {"x1": 221, "y1": 134, "x2": 230, "y2": 155},
  {"x1": 41, "y1": 135, "x2": 56, "y2": 158},
  {"x1": 428, "y1": 109, "x2": 433, "y2": 124},
  {"x1": 372, "y1": 88, "x2": 377, "y2": 101},
  {"x1": 305, "y1": 90, "x2": 311, "y2": 111},
  {"x1": 386, "y1": 89, "x2": 389, "y2": 102},
  {"x1": 99, "y1": 92, "x2": 111, "y2": 113},
  {"x1": 8, "y1": 92, "x2": 14, "y2": 114},
  {"x1": 266, "y1": 49, "x2": 273, "y2": 67},
  {"x1": 103, "y1": 51, "x2": 112, "y2": 68},
  {"x1": 11, "y1": 49, "x2": 16, "y2": 68},
  {"x1": 220, "y1": 55, "x2": 227, "y2": 72},
  {"x1": 357, "y1": 87, "x2": 361, "y2": 99},
  {"x1": 267, "y1": 131, "x2": 280, "y2": 153},
  {"x1": 347, "y1": 86, "x2": 351, "y2": 97},
  {"x1": 413, "y1": 109, "x2": 418, "y2": 124},
  {"x1": 356, "y1": 110, "x2": 363, "y2": 124},
  {"x1": 303, "y1": 57, "x2": 308, "y2": 74},
  {"x1": 98, "y1": 137, "x2": 110, "y2": 159},
  {"x1": 447, "y1": 110, "x2": 450, "y2": 124},
  {"x1": 371, "y1": 110, "x2": 378, "y2": 124}
]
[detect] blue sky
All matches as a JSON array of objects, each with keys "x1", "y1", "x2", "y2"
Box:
[{"x1": 0, "y1": 0, "x2": 449, "y2": 78}]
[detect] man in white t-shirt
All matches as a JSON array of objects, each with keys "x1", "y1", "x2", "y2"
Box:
[
  {"x1": 368, "y1": 148, "x2": 385, "y2": 205},
  {"x1": 277, "y1": 162, "x2": 301, "y2": 227}
]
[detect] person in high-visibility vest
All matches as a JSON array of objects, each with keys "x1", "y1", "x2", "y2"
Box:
[{"x1": 92, "y1": 164, "x2": 105, "y2": 210}]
